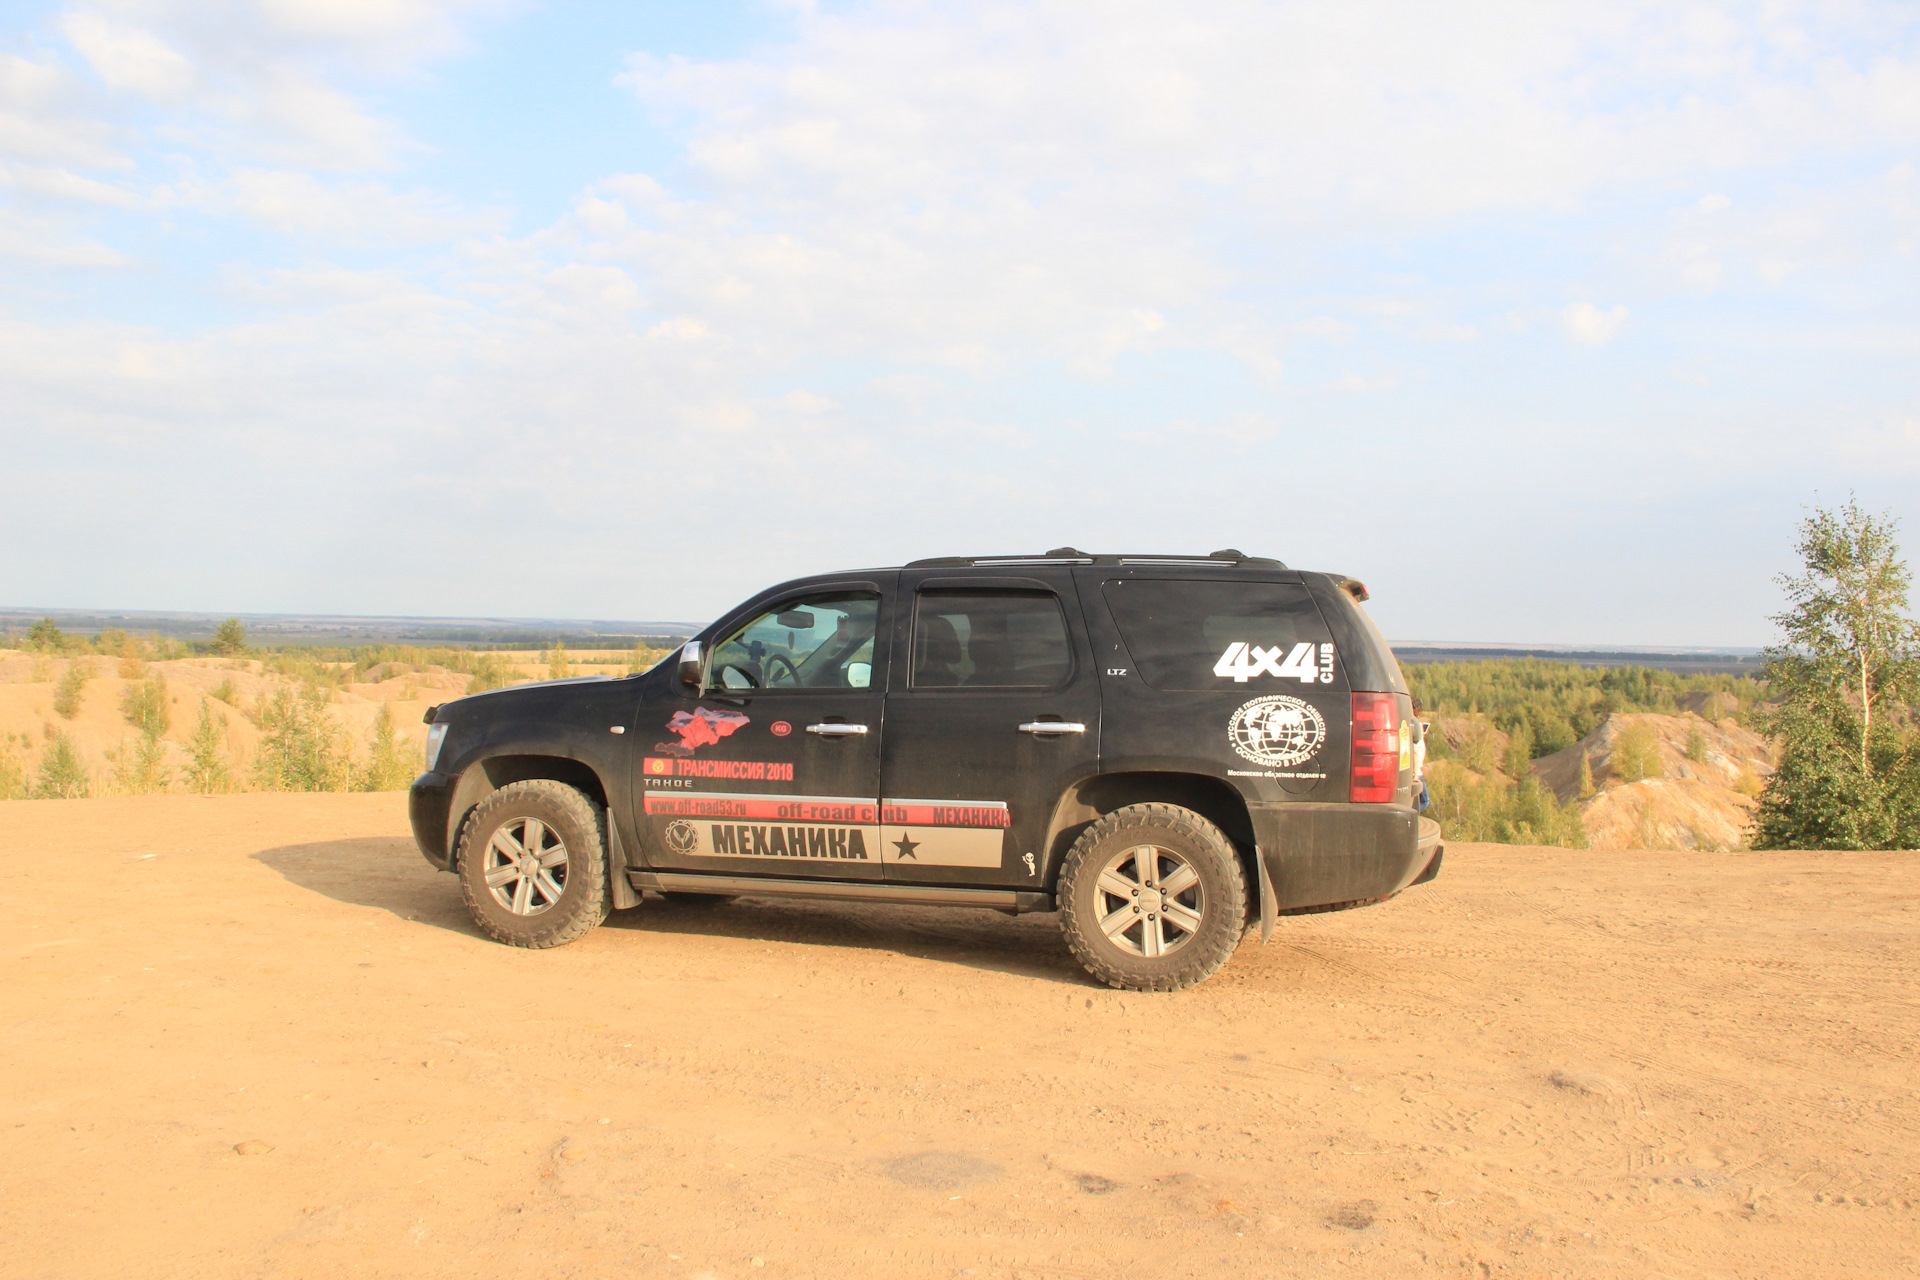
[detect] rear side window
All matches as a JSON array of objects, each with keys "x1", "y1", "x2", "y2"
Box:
[
  {"x1": 913, "y1": 593, "x2": 1071, "y2": 688},
  {"x1": 1101, "y1": 579, "x2": 1341, "y2": 691}
]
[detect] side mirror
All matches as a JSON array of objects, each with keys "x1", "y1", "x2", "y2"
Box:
[
  {"x1": 775, "y1": 610, "x2": 815, "y2": 630},
  {"x1": 844, "y1": 661, "x2": 871, "y2": 689},
  {"x1": 677, "y1": 641, "x2": 705, "y2": 690}
]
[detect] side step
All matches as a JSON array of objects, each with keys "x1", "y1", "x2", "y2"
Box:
[{"x1": 628, "y1": 871, "x2": 1053, "y2": 915}]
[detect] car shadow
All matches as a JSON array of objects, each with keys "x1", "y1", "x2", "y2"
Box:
[{"x1": 252, "y1": 837, "x2": 1089, "y2": 987}]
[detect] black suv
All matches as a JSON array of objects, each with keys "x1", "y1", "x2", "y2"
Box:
[{"x1": 410, "y1": 549, "x2": 1441, "y2": 991}]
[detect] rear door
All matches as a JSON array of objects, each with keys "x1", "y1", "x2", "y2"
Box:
[
  {"x1": 1081, "y1": 571, "x2": 1348, "y2": 804},
  {"x1": 877, "y1": 570, "x2": 1100, "y2": 888},
  {"x1": 637, "y1": 586, "x2": 890, "y2": 881}
]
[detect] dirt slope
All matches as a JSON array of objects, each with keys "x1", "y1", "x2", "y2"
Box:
[
  {"x1": 0, "y1": 654, "x2": 451, "y2": 787},
  {"x1": 1532, "y1": 714, "x2": 1776, "y2": 850},
  {"x1": 2, "y1": 794, "x2": 1915, "y2": 1279}
]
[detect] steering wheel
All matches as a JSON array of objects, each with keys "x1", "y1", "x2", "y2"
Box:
[
  {"x1": 764, "y1": 653, "x2": 802, "y2": 688},
  {"x1": 716, "y1": 661, "x2": 761, "y2": 690}
]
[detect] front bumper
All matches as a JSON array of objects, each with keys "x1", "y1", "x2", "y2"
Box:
[
  {"x1": 409, "y1": 772, "x2": 455, "y2": 870},
  {"x1": 1251, "y1": 803, "x2": 1441, "y2": 912}
]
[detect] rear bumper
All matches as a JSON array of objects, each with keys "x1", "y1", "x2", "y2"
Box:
[
  {"x1": 409, "y1": 772, "x2": 454, "y2": 871},
  {"x1": 1251, "y1": 803, "x2": 1440, "y2": 911}
]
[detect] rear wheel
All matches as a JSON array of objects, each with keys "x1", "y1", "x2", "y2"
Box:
[
  {"x1": 456, "y1": 780, "x2": 610, "y2": 948},
  {"x1": 1057, "y1": 803, "x2": 1248, "y2": 991}
]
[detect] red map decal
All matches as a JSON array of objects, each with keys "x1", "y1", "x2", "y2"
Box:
[{"x1": 655, "y1": 707, "x2": 751, "y2": 757}]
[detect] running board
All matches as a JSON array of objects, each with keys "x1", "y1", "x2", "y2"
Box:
[{"x1": 628, "y1": 871, "x2": 1053, "y2": 915}]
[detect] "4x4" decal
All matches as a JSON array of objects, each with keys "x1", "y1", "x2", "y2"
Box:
[{"x1": 1213, "y1": 641, "x2": 1335, "y2": 684}]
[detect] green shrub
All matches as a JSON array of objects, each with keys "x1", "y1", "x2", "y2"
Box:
[
  {"x1": 1425, "y1": 763, "x2": 1587, "y2": 847},
  {"x1": 1685, "y1": 722, "x2": 1707, "y2": 762},
  {"x1": 1610, "y1": 723, "x2": 1663, "y2": 783},
  {"x1": 211, "y1": 618, "x2": 249, "y2": 656},
  {"x1": 183, "y1": 704, "x2": 234, "y2": 794},
  {"x1": 52, "y1": 663, "x2": 89, "y2": 719},
  {"x1": 1454, "y1": 722, "x2": 1500, "y2": 774},
  {"x1": 468, "y1": 653, "x2": 514, "y2": 693},
  {"x1": 111, "y1": 732, "x2": 171, "y2": 795},
  {"x1": 1501, "y1": 720, "x2": 1535, "y2": 780},
  {"x1": 1577, "y1": 751, "x2": 1595, "y2": 799},
  {"x1": 0, "y1": 733, "x2": 29, "y2": 800},
  {"x1": 27, "y1": 618, "x2": 64, "y2": 652},
  {"x1": 253, "y1": 687, "x2": 350, "y2": 792},
  {"x1": 120, "y1": 673, "x2": 171, "y2": 738},
  {"x1": 33, "y1": 732, "x2": 89, "y2": 798},
  {"x1": 358, "y1": 704, "x2": 420, "y2": 792},
  {"x1": 547, "y1": 642, "x2": 570, "y2": 681},
  {"x1": 211, "y1": 678, "x2": 238, "y2": 705}
]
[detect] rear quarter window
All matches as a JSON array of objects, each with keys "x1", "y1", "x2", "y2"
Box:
[{"x1": 1101, "y1": 579, "x2": 1343, "y2": 692}]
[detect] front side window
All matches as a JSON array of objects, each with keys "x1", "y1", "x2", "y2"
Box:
[
  {"x1": 912, "y1": 592, "x2": 1071, "y2": 688},
  {"x1": 708, "y1": 593, "x2": 879, "y2": 692},
  {"x1": 1101, "y1": 579, "x2": 1340, "y2": 691}
]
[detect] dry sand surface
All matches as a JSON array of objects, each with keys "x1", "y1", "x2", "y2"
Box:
[{"x1": 3, "y1": 795, "x2": 1916, "y2": 1280}]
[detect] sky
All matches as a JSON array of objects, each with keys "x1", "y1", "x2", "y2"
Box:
[{"x1": 2, "y1": 0, "x2": 1917, "y2": 645}]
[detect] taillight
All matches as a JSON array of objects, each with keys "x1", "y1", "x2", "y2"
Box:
[{"x1": 1350, "y1": 692, "x2": 1400, "y2": 803}]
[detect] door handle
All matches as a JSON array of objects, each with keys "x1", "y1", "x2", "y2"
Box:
[
  {"x1": 1019, "y1": 722, "x2": 1087, "y2": 735},
  {"x1": 806, "y1": 722, "x2": 869, "y2": 736}
]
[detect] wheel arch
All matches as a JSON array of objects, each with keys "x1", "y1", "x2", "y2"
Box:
[
  {"x1": 445, "y1": 753, "x2": 610, "y2": 871},
  {"x1": 1040, "y1": 770, "x2": 1256, "y2": 890}
]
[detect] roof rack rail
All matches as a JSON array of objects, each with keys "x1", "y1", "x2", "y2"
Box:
[{"x1": 905, "y1": 549, "x2": 1287, "y2": 569}]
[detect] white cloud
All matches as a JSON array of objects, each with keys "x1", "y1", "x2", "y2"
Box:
[
  {"x1": 226, "y1": 167, "x2": 494, "y2": 241},
  {"x1": 63, "y1": 12, "x2": 196, "y2": 102},
  {"x1": 1562, "y1": 301, "x2": 1630, "y2": 346}
]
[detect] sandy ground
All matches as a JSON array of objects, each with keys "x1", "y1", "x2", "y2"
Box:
[{"x1": 3, "y1": 795, "x2": 1916, "y2": 1280}]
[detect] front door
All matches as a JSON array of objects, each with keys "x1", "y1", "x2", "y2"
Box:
[
  {"x1": 878, "y1": 571, "x2": 1100, "y2": 889},
  {"x1": 637, "y1": 588, "x2": 889, "y2": 881}
]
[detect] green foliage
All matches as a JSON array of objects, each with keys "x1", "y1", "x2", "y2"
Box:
[
  {"x1": 120, "y1": 673, "x2": 171, "y2": 738},
  {"x1": 1753, "y1": 498, "x2": 1920, "y2": 851},
  {"x1": 1453, "y1": 722, "x2": 1500, "y2": 774},
  {"x1": 111, "y1": 732, "x2": 171, "y2": 795},
  {"x1": 211, "y1": 678, "x2": 238, "y2": 705},
  {"x1": 0, "y1": 733, "x2": 29, "y2": 800},
  {"x1": 1501, "y1": 720, "x2": 1534, "y2": 780},
  {"x1": 211, "y1": 618, "x2": 249, "y2": 656},
  {"x1": 467, "y1": 653, "x2": 514, "y2": 693},
  {"x1": 1610, "y1": 723, "x2": 1663, "y2": 783},
  {"x1": 33, "y1": 732, "x2": 89, "y2": 798},
  {"x1": 547, "y1": 642, "x2": 570, "y2": 681},
  {"x1": 1406, "y1": 658, "x2": 1760, "y2": 760},
  {"x1": 52, "y1": 662, "x2": 90, "y2": 719},
  {"x1": 1576, "y1": 751, "x2": 1595, "y2": 799},
  {"x1": 1425, "y1": 763, "x2": 1587, "y2": 847},
  {"x1": 253, "y1": 687, "x2": 350, "y2": 792},
  {"x1": 359, "y1": 704, "x2": 420, "y2": 792},
  {"x1": 183, "y1": 704, "x2": 234, "y2": 795},
  {"x1": 27, "y1": 617, "x2": 64, "y2": 652},
  {"x1": 1685, "y1": 722, "x2": 1707, "y2": 762}
]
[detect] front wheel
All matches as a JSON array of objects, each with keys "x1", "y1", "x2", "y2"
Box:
[
  {"x1": 1057, "y1": 803, "x2": 1248, "y2": 991},
  {"x1": 457, "y1": 780, "x2": 611, "y2": 948}
]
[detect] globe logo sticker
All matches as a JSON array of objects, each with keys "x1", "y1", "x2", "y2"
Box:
[
  {"x1": 1228, "y1": 695, "x2": 1327, "y2": 768},
  {"x1": 663, "y1": 820, "x2": 700, "y2": 856}
]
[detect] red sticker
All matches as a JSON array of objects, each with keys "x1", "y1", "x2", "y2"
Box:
[{"x1": 770, "y1": 720, "x2": 792, "y2": 737}]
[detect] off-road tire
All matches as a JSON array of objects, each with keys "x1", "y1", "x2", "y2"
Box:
[
  {"x1": 457, "y1": 780, "x2": 611, "y2": 948},
  {"x1": 1057, "y1": 803, "x2": 1248, "y2": 992}
]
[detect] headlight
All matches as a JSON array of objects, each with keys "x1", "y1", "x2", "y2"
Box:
[{"x1": 425, "y1": 722, "x2": 449, "y2": 771}]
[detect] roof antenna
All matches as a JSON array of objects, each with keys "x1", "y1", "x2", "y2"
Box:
[
  {"x1": 1209, "y1": 548, "x2": 1246, "y2": 560},
  {"x1": 1045, "y1": 546, "x2": 1090, "y2": 558}
]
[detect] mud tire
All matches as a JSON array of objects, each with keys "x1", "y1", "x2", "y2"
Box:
[
  {"x1": 456, "y1": 780, "x2": 611, "y2": 948},
  {"x1": 1057, "y1": 803, "x2": 1248, "y2": 992}
]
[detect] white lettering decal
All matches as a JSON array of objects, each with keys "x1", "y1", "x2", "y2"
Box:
[{"x1": 1214, "y1": 641, "x2": 1330, "y2": 683}]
